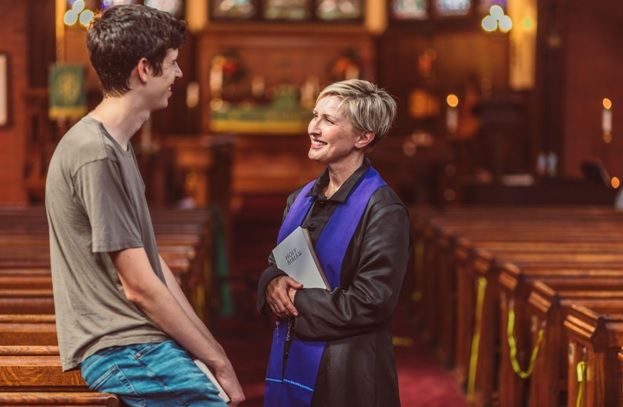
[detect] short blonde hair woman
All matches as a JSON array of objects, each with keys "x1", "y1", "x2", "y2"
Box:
[{"x1": 258, "y1": 79, "x2": 410, "y2": 407}]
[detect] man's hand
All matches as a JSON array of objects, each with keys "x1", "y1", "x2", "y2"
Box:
[
  {"x1": 214, "y1": 362, "x2": 245, "y2": 406},
  {"x1": 266, "y1": 275, "x2": 303, "y2": 318}
]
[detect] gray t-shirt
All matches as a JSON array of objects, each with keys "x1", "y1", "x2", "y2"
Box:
[{"x1": 46, "y1": 115, "x2": 168, "y2": 371}]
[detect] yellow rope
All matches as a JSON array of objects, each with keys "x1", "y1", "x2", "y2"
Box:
[
  {"x1": 506, "y1": 299, "x2": 545, "y2": 379},
  {"x1": 466, "y1": 276, "x2": 487, "y2": 401},
  {"x1": 575, "y1": 360, "x2": 586, "y2": 407}
]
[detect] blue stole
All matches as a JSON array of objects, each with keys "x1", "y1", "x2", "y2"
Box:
[{"x1": 264, "y1": 167, "x2": 386, "y2": 407}]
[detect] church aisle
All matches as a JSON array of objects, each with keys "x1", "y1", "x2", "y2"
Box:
[
  {"x1": 216, "y1": 303, "x2": 469, "y2": 407},
  {"x1": 392, "y1": 305, "x2": 469, "y2": 407},
  {"x1": 223, "y1": 196, "x2": 468, "y2": 406}
]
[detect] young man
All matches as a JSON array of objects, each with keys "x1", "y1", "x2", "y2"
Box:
[{"x1": 45, "y1": 5, "x2": 244, "y2": 406}]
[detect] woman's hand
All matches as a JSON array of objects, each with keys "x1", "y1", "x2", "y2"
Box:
[{"x1": 266, "y1": 275, "x2": 303, "y2": 318}]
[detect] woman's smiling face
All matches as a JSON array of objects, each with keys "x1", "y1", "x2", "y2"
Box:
[{"x1": 307, "y1": 95, "x2": 359, "y2": 165}]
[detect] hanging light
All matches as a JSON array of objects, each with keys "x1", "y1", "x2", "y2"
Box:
[
  {"x1": 482, "y1": 4, "x2": 513, "y2": 33},
  {"x1": 64, "y1": 0, "x2": 95, "y2": 27}
]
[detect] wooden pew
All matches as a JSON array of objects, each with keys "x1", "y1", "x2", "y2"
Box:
[
  {"x1": 0, "y1": 289, "x2": 55, "y2": 315},
  {"x1": 618, "y1": 349, "x2": 623, "y2": 405},
  {"x1": 0, "y1": 275, "x2": 52, "y2": 289},
  {"x1": 452, "y1": 243, "x2": 623, "y2": 370},
  {"x1": 0, "y1": 315, "x2": 57, "y2": 346},
  {"x1": 410, "y1": 209, "x2": 623, "y2": 390},
  {"x1": 409, "y1": 206, "x2": 623, "y2": 406},
  {"x1": 564, "y1": 303, "x2": 623, "y2": 407},
  {"x1": 0, "y1": 244, "x2": 206, "y2": 321},
  {"x1": 496, "y1": 263, "x2": 623, "y2": 407},
  {"x1": 502, "y1": 280, "x2": 623, "y2": 407},
  {"x1": 472, "y1": 258, "x2": 623, "y2": 406},
  {"x1": 0, "y1": 391, "x2": 120, "y2": 406},
  {"x1": 0, "y1": 345, "x2": 119, "y2": 406},
  {"x1": 0, "y1": 346, "x2": 86, "y2": 392},
  {"x1": 526, "y1": 282, "x2": 623, "y2": 407},
  {"x1": 0, "y1": 208, "x2": 213, "y2": 320},
  {"x1": 0, "y1": 224, "x2": 211, "y2": 324},
  {"x1": 416, "y1": 216, "x2": 623, "y2": 366},
  {"x1": 0, "y1": 207, "x2": 215, "y2": 405},
  {"x1": 453, "y1": 253, "x2": 623, "y2": 407}
]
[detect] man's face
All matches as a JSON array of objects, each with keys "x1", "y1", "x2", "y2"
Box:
[{"x1": 146, "y1": 48, "x2": 183, "y2": 111}]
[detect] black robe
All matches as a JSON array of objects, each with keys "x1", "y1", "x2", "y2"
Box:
[{"x1": 257, "y1": 161, "x2": 411, "y2": 407}]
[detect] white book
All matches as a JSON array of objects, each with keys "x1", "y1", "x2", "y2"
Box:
[
  {"x1": 193, "y1": 359, "x2": 231, "y2": 404},
  {"x1": 272, "y1": 226, "x2": 330, "y2": 290}
]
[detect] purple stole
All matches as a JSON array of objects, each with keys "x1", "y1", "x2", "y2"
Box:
[{"x1": 264, "y1": 167, "x2": 386, "y2": 407}]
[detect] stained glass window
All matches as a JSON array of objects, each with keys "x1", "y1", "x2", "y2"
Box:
[
  {"x1": 263, "y1": 0, "x2": 310, "y2": 21},
  {"x1": 101, "y1": 0, "x2": 138, "y2": 9},
  {"x1": 212, "y1": 0, "x2": 257, "y2": 19},
  {"x1": 433, "y1": 0, "x2": 472, "y2": 16},
  {"x1": 212, "y1": 0, "x2": 363, "y2": 21},
  {"x1": 144, "y1": 0, "x2": 184, "y2": 18},
  {"x1": 66, "y1": 0, "x2": 100, "y2": 10},
  {"x1": 478, "y1": 0, "x2": 506, "y2": 15},
  {"x1": 316, "y1": 0, "x2": 363, "y2": 21},
  {"x1": 391, "y1": 0, "x2": 428, "y2": 20}
]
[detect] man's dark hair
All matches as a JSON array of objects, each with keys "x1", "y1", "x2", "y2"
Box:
[{"x1": 87, "y1": 5, "x2": 187, "y2": 97}]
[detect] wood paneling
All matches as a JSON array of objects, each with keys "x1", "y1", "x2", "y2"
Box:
[
  {"x1": 559, "y1": 0, "x2": 623, "y2": 179},
  {"x1": 196, "y1": 25, "x2": 376, "y2": 133},
  {"x1": 0, "y1": 2, "x2": 29, "y2": 205},
  {"x1": 377, "y1": 28, "x2": 510, "y2": 138}
]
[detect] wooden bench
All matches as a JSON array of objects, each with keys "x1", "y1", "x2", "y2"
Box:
[
  {"x1": 451, "y1": 243, "x2": 623, "y2": 367},
  {"x1": 0, "y1": 315, "x2": 57, "y2": 346},
  {"x1": 501, "y1": 280, "x2": 623, "y2": 407},
  {"x1": 0, "y1": 289, "x2": 55, "y2": 315},
  {"x1": 408, "y1": 206, "x2": 623, "y2": 406},
  {"x1": 0, "y1": 346, "x2": 86, "y2": 392},
  {"x1": 0, "y1": 243, "x2": 206, "y2": 321},
  {"x1": 0, "y1": 275, "x2": 52, "y2": 290},
  {"x1": 416, "y1": 219, "x2": 623, "y2": 365},
  {"x1": 0, "y1": 391, "x2": 120, "y2": 406},
  {"x1": 460, "y1": 254, "x2": 623, "y2": 407},
  {"x1": 564, "y1": 303, "x2": 623, "y2": 407},
  {"x1": 0, "y1": 207, "x2": 217, "y2": 404},
  {"x1": 0, "y1": 343, "x2": 118, "y2": 406}
]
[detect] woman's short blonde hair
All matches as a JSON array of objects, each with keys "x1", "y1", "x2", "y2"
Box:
[{"x1": 317, "y1": 79, "x2": 397, "y2": 149}]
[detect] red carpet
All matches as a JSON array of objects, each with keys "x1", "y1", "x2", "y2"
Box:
[
  {"x1": 216, "y1": 303, "x2": 469, "y2": 407},
  {"x1": 392, "y1": 306, "x2": 469, "y2": 407}
]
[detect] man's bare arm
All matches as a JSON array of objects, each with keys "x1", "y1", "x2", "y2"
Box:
[
  {"x1": 158, "y1": 255, "x2": 220, "y2": 345},
  {"x1": 111, "y1": 248, "x2": 244, "y2": 405}
]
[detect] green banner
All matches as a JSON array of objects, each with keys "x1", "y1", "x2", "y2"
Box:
[{"x1": 49, "y1": 64, "x2": 87, "y2": 119}]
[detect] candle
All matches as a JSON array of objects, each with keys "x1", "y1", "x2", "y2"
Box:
[
  {"x1": 300, "y1": 76, "x2": 320, "y2": 109},
  {"x1": 446, "y1": 94, "x2": 459, "y2": 134},
  {"x1": 345, "y1": 65, "x2": 359, "y2": 80},
  {"x1": 186, "y1": 81, "x2": 200, "y2": 108},
  {"x1": 251, "y1": 75, "x2": 265, "y2": 98},
  {"x1": 546, "y1": 152, "x2": 557, "y2": 177},
  {"x1": 209, "y1": 60, "x2": 223, "y2": 96},
  {"x1": 300, "y1": 80, "x2": 314, "y2": 109},
  {"x1": 536, "y1": 152, "x2": 547, "y2": 176},
  {"x1": 602, "y1": 98, "x2": 612, "y2": 135}
]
